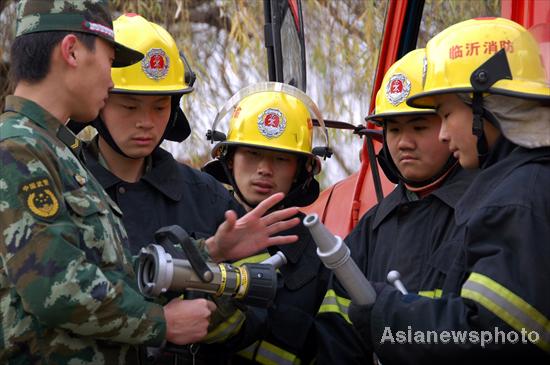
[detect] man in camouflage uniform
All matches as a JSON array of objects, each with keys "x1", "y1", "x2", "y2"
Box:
[{"x1": 0, "y1": 1, "x2": 300, "y2": 364}]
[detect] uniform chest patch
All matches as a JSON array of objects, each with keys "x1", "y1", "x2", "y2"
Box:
[{"x1": 20, "y1": 178, "x2": 60, "y2": 220}]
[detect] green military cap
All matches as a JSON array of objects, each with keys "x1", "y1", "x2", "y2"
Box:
[{"x1": 15, "y1": 0, "x2": 143, "y2": 67}]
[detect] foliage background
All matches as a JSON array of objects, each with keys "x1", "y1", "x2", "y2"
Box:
[{"x1": 0, "y1": 0, "x2": 500, "y2": 188}]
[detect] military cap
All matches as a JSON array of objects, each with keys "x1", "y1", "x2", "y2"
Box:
[{"x1": 15, "y1": 0, "x2": 143, "y2": 67}]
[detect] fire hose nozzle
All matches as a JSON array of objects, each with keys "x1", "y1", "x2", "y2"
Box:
[
  {"x1": 303, "y1": 214, "x2": 376, "y2": 305},
  {"x1": 137, "y1": 226, "x2": 286, "y2": 308}
]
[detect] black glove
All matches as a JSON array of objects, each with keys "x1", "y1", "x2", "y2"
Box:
[{"x1": 348, "y1": 282, "x2": 388, "y2": 349}]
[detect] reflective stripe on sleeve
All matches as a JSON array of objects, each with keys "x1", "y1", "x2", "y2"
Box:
[
  {"x1": 237, "y1": 340, "x2": 301, "y2": 365},
  {"x1": 461, "y1": 272, "x2": 550, "y2": 352},
  {"x1": 204, "y1": 309, "x2": 246, "y2": 343},
  {"x1": 317, "y1": 289, "x2": 351, "y2": 324}
]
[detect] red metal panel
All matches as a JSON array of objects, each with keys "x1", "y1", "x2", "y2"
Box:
[
  {"x1": 501, "y1": 0, "x2": 550, "y2": 28},
  {"x1": 302, "y1": 0, "x2": 408, "y2": 236},
  {"x1": 501, "y1": 1, "x2": 550, "y2": 83},
  {"x1": 304, "y1": 0, "x2": 550, "y2": 236},
  {"x1": 288, "y1": 0, "x2": 300, "y2": 32}
]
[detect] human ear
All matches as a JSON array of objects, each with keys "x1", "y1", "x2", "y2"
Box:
[{"x1": 59, "y1": 34, "x2": 80, "y2": 67}]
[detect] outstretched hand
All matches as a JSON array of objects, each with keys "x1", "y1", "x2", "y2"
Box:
[{"x1": 206, "y1": 192, "x2": 300, "y2": 262}]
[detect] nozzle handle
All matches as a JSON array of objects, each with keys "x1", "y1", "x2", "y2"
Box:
[{"x1": 387, "y1": 270, "x2": 408, "y2": 295}]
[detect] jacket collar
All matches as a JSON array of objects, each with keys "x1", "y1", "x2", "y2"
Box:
[
  {"x1": 455, "y1": 143, "x2": 550, "y2": 225},
  {"x1": 84, "y1": 137, "x2": 183, "y2": 201},
  {"x1": 4, "y1": 95, "x2": 83, "y2": 157},
  {"x1": 5, "y1": 95, "x2": 61, "y2": 132},
  {"x1": 372, "y1": 166, "x2": 476, "y2": 229}
]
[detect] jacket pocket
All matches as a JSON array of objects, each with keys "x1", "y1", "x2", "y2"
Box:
[
  {"x1": 419, "y1": 238, "x2": 464, "y2": 296},
  {"x1": 63, "y1": 187, "x2": 128, "y2": 266},
  {"x1": 63, "y1": 187, "x2": 109, "y2": 217}
]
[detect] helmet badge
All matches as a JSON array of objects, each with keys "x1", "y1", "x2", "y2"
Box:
[
  {"x1": 142, "y1": 48, "x2": 170, "y2": 80},
  {"x1": 386, "y1": 73, "x2": 411, "y2": 106},
  {"x1": 258, "y1": 108, "x2": 286, "y2": 139}
]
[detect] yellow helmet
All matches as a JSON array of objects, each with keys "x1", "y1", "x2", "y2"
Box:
[
  {"x1": 408, "y1": 17, "x2": 550, "y2": 108},
  {"x1": 366, "y1": 48, "x2": 435, "y2": 123},
  {"x1": 111, "y1": 13, "x2": 194, "y2": 94},
  {"x1": 366, "y1": 49, "x2": 455, "y2": 187},
  {"x1": 207, "y1": 82, "x2": 331, "y2": 173},
  {"x1": 103, "y1": 13, "x2": 195, "y2": 143},
  {"x1": 203, "y1": 82, "x2": 331, "y2": 207}
]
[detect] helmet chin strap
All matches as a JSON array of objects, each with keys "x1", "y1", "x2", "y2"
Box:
[
  {"x1": 93, "y1": 109, "x2": 178, "y2": 161},
  {"x1": 93, "y1": 116, "x2": 137, "y2": 160},
  {"x1": 219, "y1": 158, "x2": 260, "y2": 211},
  {"x1": 471, "y1": 92, "x2": 490, "y2": 167},
  {"x1": 380, "y1": 128, "x2": 458, "y2": 189},
  {"x1": 219, "y1": 153, "x2": 316, "y2": 212},
  {"x1": 468, "y1": 48, "x2": 513, "y2": 167}
]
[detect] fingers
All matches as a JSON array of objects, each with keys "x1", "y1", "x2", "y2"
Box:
[
  {"x1": 209, "y1": 211, "x2": 238, "y2": 262},
  {"x1": 218, "y1": 210, "x2": 237, "y2": 234},
  {"x1": 164, "y1": 298, "x2": 217, "y2": 345},
  {"x1": 251, "y1": 192, "x2": 285, "y2": 217},
  {"x1": 261, "y1": 206, "x2": 299, "y2": 226},
  {"x1": 206, "y1": 299, "x2": 217, "y2": 312},
  {"x1": 262, "y1": 235, "x2": 299, "y2": 249},
  {"x1": 225, "y1": 210, "x2": 237, "y2": 223},
  {"x1": 265, "y1": 217, "x2": 301, "y2": 236}
]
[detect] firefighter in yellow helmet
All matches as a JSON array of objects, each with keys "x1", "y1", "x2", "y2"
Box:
[
  {"x1": 76, "y1": 13, "x2": 247, "y2": 253},
  {"x1": 349, "y1": 18, "x2": 550, "y2": 364},
  {"x1": 314, "y1": 48, "x2": 477, "y2": 364},
  {"x1": 204, "y1": 82, "x2": 329, "y2": 209},
  {"x1": 72, "y1": 15, "x2": 304, "y2": 364},
  {"x1": 202, "y1": 82, "x2": 334, "y2": 363}
]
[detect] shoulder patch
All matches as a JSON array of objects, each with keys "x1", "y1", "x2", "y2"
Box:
[{"x1": 20, "y1": 177, "x2": 60, "y2": 220}]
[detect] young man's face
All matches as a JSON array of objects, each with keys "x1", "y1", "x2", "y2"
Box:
[
  {"x1": 231, "y1": 146, "x2": 299, "y2": 208},
  {"x1": 100, "y1": 94, "x2": 171, "y2": 158},
  {"x1": 435, "y1": 94, "x2": 479, "y2": 169},
  {"x1": 73, "y1": 37, "x2": 115, "y2": 122},
  {"x1": 386, "y1": 114, "x2": 451, "y2": 182}
]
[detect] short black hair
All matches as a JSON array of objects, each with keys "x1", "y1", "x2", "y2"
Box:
[{"x1": 9, "y1": 31, "x2": 96, "y2": 84}]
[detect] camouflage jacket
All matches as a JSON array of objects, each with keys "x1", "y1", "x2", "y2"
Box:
[{"x1": 0, "y1": 96, "x2": 165, "y2": 365}]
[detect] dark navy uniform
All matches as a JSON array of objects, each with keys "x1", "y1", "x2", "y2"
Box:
[
  {"x1": 83, "y1": 138, "x2": 244, "y2": 253},
  {"x1": 228, "y1": 211, "x2": 330, "y2": 364},
  {"x1": 351, "y1": 139, "x2": 550, "y2": 364},
  {"x1": 82, "y1": 138, "x2": 246, "y2": 364},
  {"x1": 315, "y1": 166, "x2": 477, "y2": 364}
]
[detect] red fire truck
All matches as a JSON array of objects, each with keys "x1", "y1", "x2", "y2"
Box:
[{"x1": 264, "y1": 0, "x2": 550, "y2": 237}]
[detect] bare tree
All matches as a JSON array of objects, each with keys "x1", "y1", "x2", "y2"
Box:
[{"x1": 0, "y1": 0, "x2": 500, "y2": 187}]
